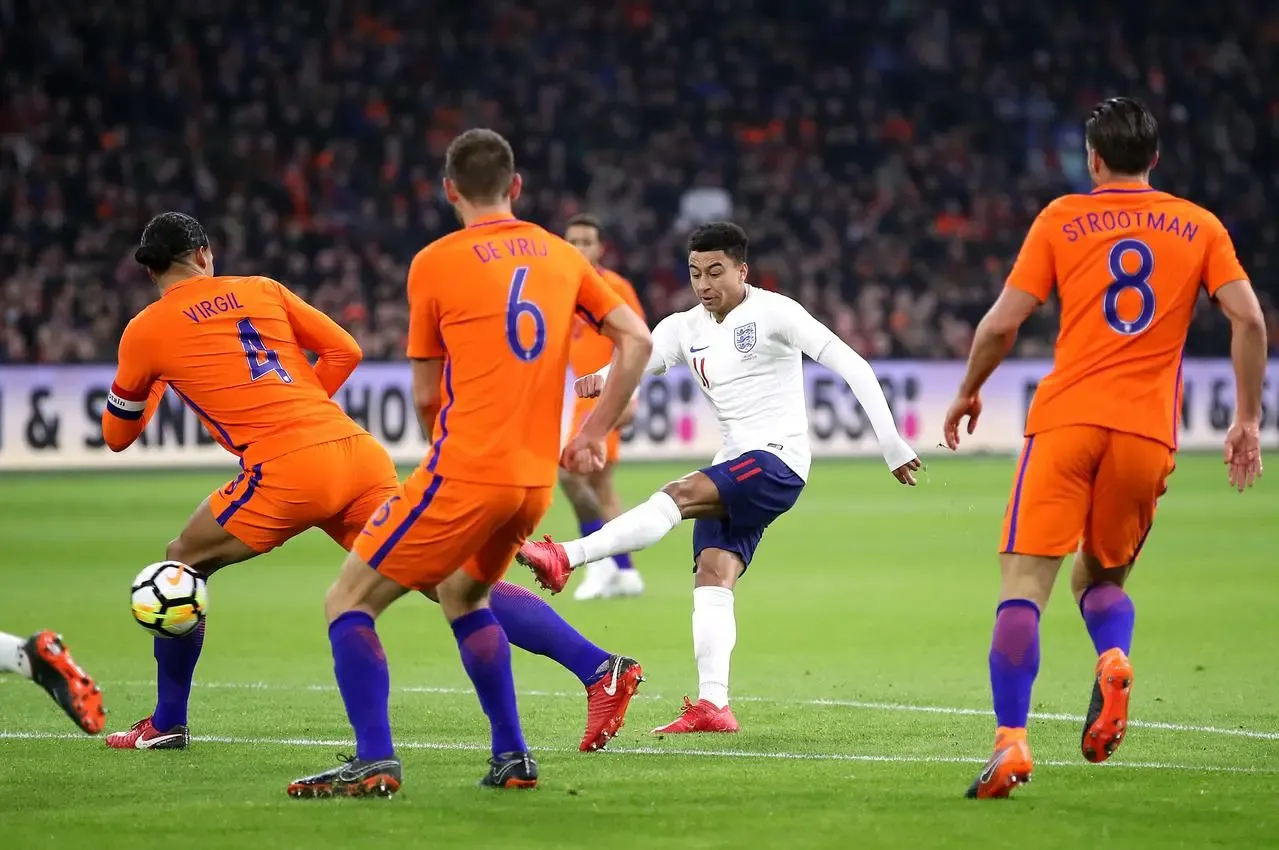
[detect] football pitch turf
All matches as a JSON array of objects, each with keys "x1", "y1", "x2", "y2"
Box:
[{"x1": 1, "y1": 454, "x2": 1276, "y2": 849}]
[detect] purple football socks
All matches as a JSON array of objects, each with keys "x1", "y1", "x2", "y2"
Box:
[
  {"x1": 152, "y1": 619, "x2": 205, "y2": 731},
  {"x1": 1080, "y1": 583, "x2": 1135, "y2": 656},
  {"x1": 329, "y1": 611, "x2": 394, "y2": 761},
  {"x1": 489, "y1": 581, "x2": 611, "y2": 685},
  {"x1": 989, "y1": 599, "x2": 1041, "y2": 729},
  {"x1": 452, "y1": 608, "x2": 527, "y2": 756}
]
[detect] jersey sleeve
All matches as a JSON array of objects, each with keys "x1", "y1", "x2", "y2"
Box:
[
  {"x1": 406, "y1": 249, "x2": 446, "y2": 360},
  {"x1": 774, "y1": 294, "x2": 838, "y2": 358},
  {"x1": 1203, "y1": 217, "x2": 1249, "y2": 296},
  {"x1": 102, "y1": 316, "x2": 163, "y2": 451},
  {"x1": 1005, "y1": 209, "x2": 1057, "y2": 302},
  {"x1": 275, "y1": 280, "x2": 362, "y2": 396},
  {"x1": 646, "y1": 314, "x2": 684, "y2": 374},
  {"x1": 575, "y1": 263, "x2": 627, "y2": 332}
]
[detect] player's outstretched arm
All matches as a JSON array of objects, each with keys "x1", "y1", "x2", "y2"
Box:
[
  {"x1": 944, "y1": 286, "x2": 1040, "y2": 450},
  {"x1": 814, "y1": 339, "x2": 919, "y2": 477},
  {"x1": 277, "y1": 282, "x2": 362, "y2": 397},
  {"x1": 1215, "y1": 279, "x2": 1267, "y2": 491},
  {"x1": 575, "y1": 314, "x2": 680, "y2": 399}
]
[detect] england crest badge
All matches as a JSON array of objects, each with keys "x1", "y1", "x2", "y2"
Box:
[{"x1": 733, "y1": 322, "x2": 757, "y2": 353}]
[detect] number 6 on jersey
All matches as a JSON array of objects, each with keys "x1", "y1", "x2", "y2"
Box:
[{"x1": 505, "y1": 267, "x2": 546, "y2": 361}]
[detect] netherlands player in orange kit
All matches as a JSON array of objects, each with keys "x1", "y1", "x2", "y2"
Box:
[
  {"x1": 104, "y1": 213, "x2": 650, "y2": 755},
  {"x1": 286, "y1": 129, "x2": 652, "y2": 798},
  {"x1": 560, "y1": 213, "x2": 648, "y2": 600},
  {"x1": 943, "y1": 99, "x2": 1267, "y2": 799}
]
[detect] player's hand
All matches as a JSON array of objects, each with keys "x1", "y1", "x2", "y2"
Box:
[
  {"x1": 892, "y1": 457, "x2": 922, "y2": 486},
  {"x1": 943, "y1": 392, "x2": 983, "y2": 450},
  {"x1": 560, "y1": 433, "x2": 606, "y2": 475},
  {"x1": 1223, "y1": 419, "x2": 1263, "y2": 493},
  {"x1": 575, "y1": 374, "x2": 604, "y2": 398}
]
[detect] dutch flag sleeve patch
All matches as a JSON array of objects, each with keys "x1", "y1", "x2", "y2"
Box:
[{"x1": 106, "y1": 382, "x2": 148, "y2": 420}]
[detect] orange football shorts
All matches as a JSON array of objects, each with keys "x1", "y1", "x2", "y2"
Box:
[
  {"x1": 353, "y1": 467, "x2": 553, "y2": 590},
  {"x1": 1001, "y1": 425, "x2": 1174, "y2": 568}
]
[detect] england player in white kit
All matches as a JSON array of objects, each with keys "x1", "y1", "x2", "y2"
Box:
[{"x1": 518, "y1": 222, "x2": 920, "y2": 733}]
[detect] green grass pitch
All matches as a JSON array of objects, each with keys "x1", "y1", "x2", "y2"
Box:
[{"x1": 1, "y1": 454, "x2": 1276, "y2": 849}]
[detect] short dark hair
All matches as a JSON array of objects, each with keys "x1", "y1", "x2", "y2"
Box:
[
  {"x1": 565, "y1": 213, "x2": 602, "y2": 235},
  {"x1": 135, "y1": 212, "x2": 209, "y2": 272},
  {"x1": 444, "y1": 128, "x2": 515, "y2": 203},
  {"x1": 687, "y1": 221, "x2": 748, "y2": 265},
  {"x1": 1085, "y1": 98, "x2": 1159, "y2": 176}
]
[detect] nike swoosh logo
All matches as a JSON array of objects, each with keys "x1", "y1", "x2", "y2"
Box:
[
  {"x1": 135, "y1": 732, "x2": 184, "y2": 749},
  {"x1": 165, "y1": 566, "x2": 186, "y2": 586},
  {"x1": 689, "y1": 345, "x2": 709, "y2": 353},
  {"x1": 979, "y1": 748, "x2": 1008, "y2": 784},
  {"x1": 603, "y1": 656, "x2": 623, "y2": 696}
]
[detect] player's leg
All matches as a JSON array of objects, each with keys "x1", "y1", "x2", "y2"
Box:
[
  {"x1": 0, "y1": 630, "x2": 104, "y2": 734},
  {"x1": 518, "y1": 465, "x2": 722, "y2": 593},
  {"x1": 326, "y1": 445, "x2": 641, "y2": 750},
  {"x1": 107, "y1": 476, "x2": 267, "y2": 750},
  {"x1": 287, "y1": 550, "x2": 409, "y2": 798},
  {"x1": 590, "y1": 448, "x2": 645, "y2": 597},
  {"x1": 652, "y1": 452, "x2": 805, "y2": 734},
  {"x1": 437, "y1": 485, "x2": 558, "y2": 788},
  {"x1": 557, "y1": 465, "x2": 623, "y2": 600},
  {"x1": 1070, "y1": 431, "x2": 1173, "y2": 763},
  {"x1": 968, "y1": 428, "x2": 1101, "y2": 799}
]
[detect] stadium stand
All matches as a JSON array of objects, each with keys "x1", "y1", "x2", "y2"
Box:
[{"x1": 2, "y1": 0, "x2": 1276, "y2": 363}]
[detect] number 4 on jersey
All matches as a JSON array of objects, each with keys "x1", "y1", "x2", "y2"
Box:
[{"x1": 237, "y1": 318, "x2": 293, "y2": 383}]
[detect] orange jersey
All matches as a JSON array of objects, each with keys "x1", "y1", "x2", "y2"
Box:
[
  {"x1": 105, "y1": 275, "x2": 366, "y2": 466},
  {"x1": 1008, "y1": 183, "x2": 1248, "y2": 449},
  {"x1": 569, "y1": 267, "x2": 644, "y2": 377},
  {"x1": 406, "y1": 214, "x2": 627, "y2": 487}
]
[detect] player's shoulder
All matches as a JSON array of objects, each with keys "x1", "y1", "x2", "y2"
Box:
[{"x1": 749, "y1": 287, "x2": 808, "y2": 318}]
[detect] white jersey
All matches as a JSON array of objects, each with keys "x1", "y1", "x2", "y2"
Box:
[{"x1": 646, "y1": 287, "x2": 836, "y2": 481}]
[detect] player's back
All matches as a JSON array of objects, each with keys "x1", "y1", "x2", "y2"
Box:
[
  {"x1": 1017, "y1": 186, "x2": 1245, "y2": 449},
  {"x1": 410, "y1": 218, "x2": 612, "y2": 487},
  {"x1": 570, "y1": 268, "x2": 643, "y2": 377},
  {"x1": 127, "y1": 275, "x2": 364, "y2": 464}
]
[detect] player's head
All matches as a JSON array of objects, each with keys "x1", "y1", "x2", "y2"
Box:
[
  {"x1": 134, "y1": 212, "x2": 214, "y2": 283},
  {"x1": 1085, "y1": 97, "x2": 1159, "y2": 183},
  {"x1": 443, "y1": 128, "x2": 522, "y2": 218},
  {"x1": 565, "y1": 213, "x2": 604, "y2": 265},
  {"x1": 687, "y1": 221, "x2": 749, "y2": 317}
]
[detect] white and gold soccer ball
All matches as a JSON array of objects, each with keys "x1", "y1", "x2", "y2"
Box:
[{"x1": 130, "y1": 561, "x2": 208, "y2": 638}]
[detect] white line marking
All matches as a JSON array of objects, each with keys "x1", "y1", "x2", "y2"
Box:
[
  {"x1": 61, "y1": 679, "x2": 1279, "y2": 742},
  {"x1": 0, "y1": 731, "x2": 1269, "y2": 774}
]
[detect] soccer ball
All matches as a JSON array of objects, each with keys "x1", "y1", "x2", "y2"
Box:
[{"x1": 130, "y1": 561, "x2": 208, "y2": 638}]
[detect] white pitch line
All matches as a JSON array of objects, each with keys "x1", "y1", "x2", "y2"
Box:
[
  {"x1": 0, "y1": 730, "x2": 1271, "y2": 774},
  {"x1": 76, "y1": 679, "x2": 1279, "y2": 743}
]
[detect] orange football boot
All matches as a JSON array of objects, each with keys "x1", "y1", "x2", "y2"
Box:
[
  {"x1": 25, "y1": 631, "x2": 106, "y2": 735},
  {"x1": 651, "y1": 696, "x2": 739, "y2": 734},
  {"x1": 581, "y1": 655, "x2": 645, "y2": 751},
  {"x1": 966, "y1": 726, "x2": 1034, "y2": 799},
  {"x1": 1081, "y1": 647, "x2": 1134, "y2": 763}
]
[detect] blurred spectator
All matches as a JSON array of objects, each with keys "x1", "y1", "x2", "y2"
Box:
[{"x1": 1, "y1": 0, "x2": 1276, "y2": 363}]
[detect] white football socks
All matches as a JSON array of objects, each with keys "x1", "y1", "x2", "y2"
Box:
[
  {"x1": 563, "y1": 491, "x2": 682, "y2": 568},
  {"x1": 693, "y1": 586, "x2": 736, "y2": 709},
  {"x1": 0, "y1": 631, "x2": 31, "y2": 678}
]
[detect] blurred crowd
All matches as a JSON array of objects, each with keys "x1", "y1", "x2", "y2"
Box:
[{"x1": 2, "y1": 0, "x2": 1278, "y2": 364}]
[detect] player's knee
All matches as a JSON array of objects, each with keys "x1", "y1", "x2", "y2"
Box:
[
  {"x1": 164, "y1": 537, "x2": 188, "y2": 564},
  {"x1": 662, "y1": 473, "x2": 719, "y2": 516}
]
